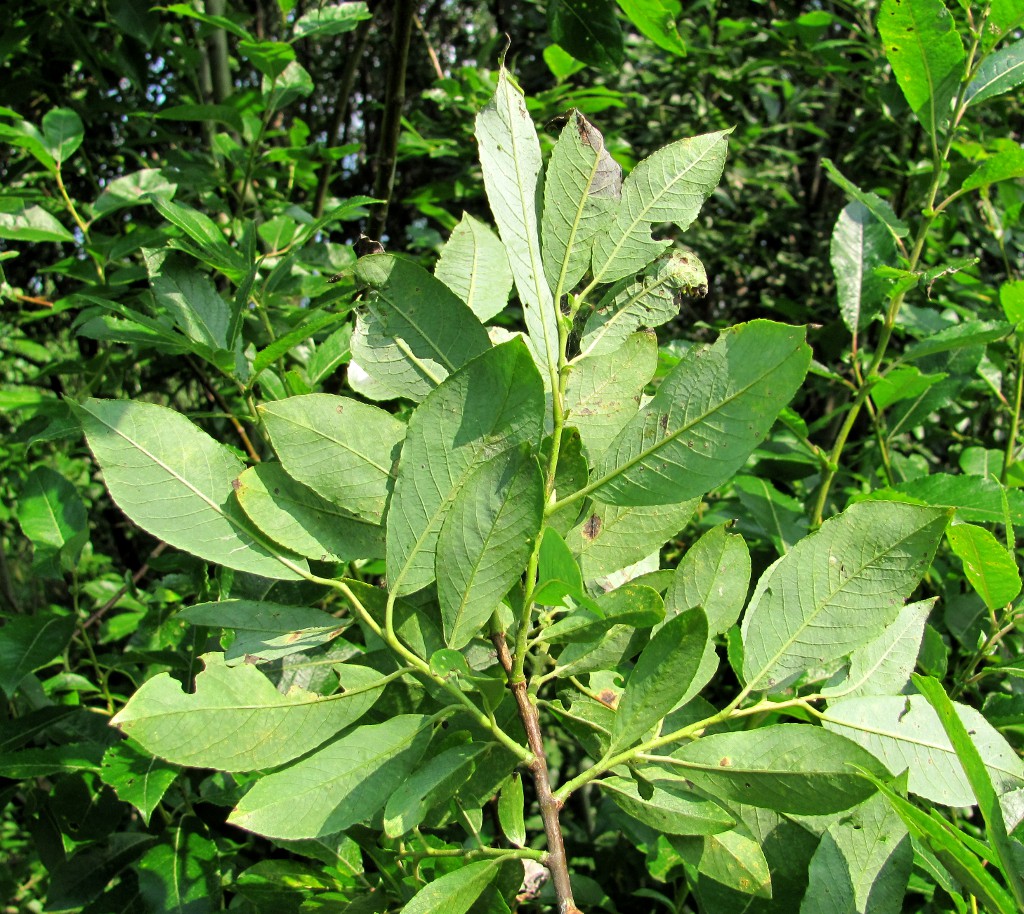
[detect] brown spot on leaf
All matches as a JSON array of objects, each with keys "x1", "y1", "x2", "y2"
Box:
[
  {"x1": 231, "y1": 478, "x2": 241, "y2": 491},
  {"x1": 719, "y1": 757, "x2": 732, "y2": 767},
  {"x1": 582, "y1": 514, "x2": 602, "y2": 540},
  {"x1": 597, "y1": 689, "x2": 618, "y2": 708}
]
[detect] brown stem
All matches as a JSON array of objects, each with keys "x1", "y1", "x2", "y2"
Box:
[
  {"x1": 492, "y1": 633, "x2": 581, "y2": 914},
  {"x1": 414, "y1": 13, "x2": 444, "y2": 80},
  {"x1": 185, "y1": 356, "x2": 262, "y2": 462},
  {"x1": 367, "y1": 0, "x2": 415, "y2": 241},
  {"x1": 83, "y1": 542, "x2": 167, "y2": 630}
]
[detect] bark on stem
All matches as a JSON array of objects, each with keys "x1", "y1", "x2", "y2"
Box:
[{"x1": 492, "y1": 633, "x2": 582, "y2": 914}]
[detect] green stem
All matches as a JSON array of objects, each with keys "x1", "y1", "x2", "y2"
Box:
[{"x1": 1001, "y1": 340, "x2": 1024, "y2": 483}]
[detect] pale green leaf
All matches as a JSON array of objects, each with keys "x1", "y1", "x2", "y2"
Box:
[
  {"x1": 111, "y1": 654, "x2": 386, "y2": 771},
  {"x1": 821, "y1": 159, "x2": 910, "y2": 239},
  {"x1": 383, "y1": 743, "x2": 489, "y2": 837},
  {"x1": 591, "y1": 129, "x2": 730, "y2": 284},
  {"x1": 0, "y1": 613, "x2": 77, "y2": 697},
  {"x1": 541, "y1": 109, "x2": 621, "y2": 295},
  {"x1": 349, "y1": 254, "x2": 491, "y2": 403},
  {"x1": 580, "y1": 250, "x2": 706, "y2": 358},
  {"x1": 567, "y1": 498, "x2": 698, "y2": 581},
  {"x1": 565, "y1": 330, "x2": 658, "y2": 461},
  {"x1": 822, "y1": 598, "x2": 935, "y2": 699},
  {"x1": 259, "y1": 393, "x2": 405, "y2": 525},
  {"x1": 695, "y1": 825, "x2": 772, "y2": 898},
  {"x1": 74, "y1": 399, "x2": 304, "y2": 579},
  {"x1": 965, "y1": 38, "x2": 1024, "y2": 107},
  {"x1": 387, "y1": 339, "x2": 544, "y2": 596},
  {"x1": 437, "y1": 446, "x2": 544, "y2": 648},
  {"x1": 831, "y1": 201, "x2": 897, "y2": 333},
  {"x1": 946, "y1": 522, "x2": 1021, "y2": 611},
  {"x1": 147, "y1": 250, "x2": 231, "y2": 351},
  {"x1": 669, "y1": 725, "x2": 887, "y2": 814},
  {"x1": 609, "y1": 608, "x2": 708, "y2": 754},
  {"x1": 93, "y1": 169, "x2": 177, "y2": 217},
  {"x1": 863, "y1": 473, "x2": 1024, "y2": 524},
  {"x1": 799, "y1": 792, "x2": 912, "y2": 914},
  {"x1": 498, "y1": 773, "x2": 527, "y2": 846},
  {"x1": 41, "y1": 107, "x2": 84, "y2": 167},
  {"x1": 615, "y1": 0, "x2": 687, "y2": 56},
  {"x1": 822, "y1": 694, "x2": 1024, "y2": 806},
  {"x1": 16, "y1": 466, "x2": 88, "y2": 577},
  {"x1": 178, "y1": 600, "x2": 347, "y2": 665},
  {"x1": 293, "y1": 2, "x2": 371, "y2": 39},
  {"x1": 0, "y1": 204, "x2": 74, "y2": 243},
  {"x1": 591, "y1": 320, "x2": 810, "y2": 506},
  {"x1": 902, "y1": 319, "x2": 1011, "y2": 360},
  {"x1": 961, "y1": 145, "x2": 1024, "y2": 191},
  {"x1": 666, "y1": 522, "x2": 750, "y2": 635},
  {"x1": 100, "y1": 740, "x2": 179, "y2": 826},
  {"x1": 402, "y1": 860, "x2": 500, "y2": 914},
  {"x1": 229, "y1": 715, "x2": 431, "y2": 839},
  {"x1": 435, "y1": 213, "x2": 513, "y2": 321},
  {"x1": 599, "y1": 775, "x2": 734, "y2": 835},
  {"x1": 870, "y1": 365, "x2": 947, "y2": 410},
  {"x1": 476, "y1": 68, "x2": 560, "y2": 382},
  {"x1": 877, "y1": 0, "x2": 965, "y2": 136},
  {"x1": 741, "y1": 502, "x2": 947, "y2": 690},
  {"x1": 235, "y1": 463, "x2": 384, "y2": 563}
]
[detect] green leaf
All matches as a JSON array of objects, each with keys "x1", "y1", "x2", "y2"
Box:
[
  {"x1": 545, "y1": 427, "x2": 590, "y2": 536},
  {"x1": 831, "y1": 201, "x2": 897, "y2": 333},
  {"x1": 615, "y1": 0, "x2": 687, "y2": 57},
  {"x1": 599, "y1": 775, "x2": 734, "y2": 835},
  {"x1": 41, "y1": 107, "x2": 84, "y2": 167},
  {"x1": 147, "y1": 251, "x2": 231, "y2": 351},
  {"x1": 822, "y1": 694, "x2": 1024, "y2": 807},
  {"x1": 858, "y1": 770, "x2": 1018, "y2": 914},
  {"x1": 541, "y1": 582, "x2": 665, "y2": 643},
  {"x1": 435, "y1": 213, "x2": 514, "y2": 322},
  {"x1": 800, "y1": 791, "x2": 912, "y2": 914},
  {"x1": 733, "y1": 474, "x2": 810, "y2": 556},
  {"x1": 497, "y1": 773, "x2": 527, "y2": 846},
  {"x1": 293, "y1": 2, "x2": 372, "y2": 39},
  {"x1": 821, "y1": 159, "x2": 910, "y2": 239},
  {"x1": 688, "y1": 825, "x2": 772, "y2": 898},
  {"x1": 946, "y1": 522, "x2": 1021, "y2": 611},
  {"x1": 541, "y1": 109, "x2": 622, "y2": 295},
  {"x1": 229, "y1": 714, "x2": 431, "y2": 839},
  {"x1": 264, "y1": 60, "x2": 314, "y2": 111},
  {"x1": 383, "y1": 742, "x2": 489, "y2": 837},
  {"x1": 92, "y1": 168, "x2": 177, "y2": 217},
  {"x1": 100, "y1": 740, "x2": 178, "y2": 826},
  {"x1": 178, "y1": 600, "x2": 348, "y2": 664},
  {"x1": 163, "y1": 2, "x2": 252, "y2": 38},
  {"x1": 0, "y1": 204, "x2": 74, "y2": 242},
  {"x1": 567, "y1": 498, "x2": 698, "y2": 582},
  {"x1": 877, "y1": 0, "x2": 965, "y2": 136},
  {"x1": 45, "y1": 833, "x2": 157, "y2": 913},
  {"x1": 476, "y1": 68, "x2": 560, "y2": 383},
  {"x1": 151, "y1": 102, "x2": 245, "y2": 133},
  {"x1": 965, "y1": 38, "x2": 1024, "y2": 107},
  {"x1": 548, "y1": 0, "x2": 624, "y2": 70},
  {"x1": 437, "y1": 446, "x2": 544, "y2": 649},
  {"x1": 235, "y1": 463, "x2": 385, "y2": 563},
  {"x1": 741, "y1": 502, "x2": 947, "y2": 690},
  {"x1": 608, "y1": 608, "x2": 708, "y2": 754},
  {"x1": 387, "y1": 339, "x2": 544, "y2": 596},
  {"x1": 669, "y1": 725, "x2": 887, "y2": 814},
  {"x1": 961, "y1": 145, "x2": 1024, "y2": 191},
  {"x1": 239, "y1": 38, "x2": 295, "y2": 79},
  {"x1": 74, "y1": 398, "x2": 304, "y2": 579},
  {"x1": 0, "y1": 743, "x2": 104, "y2": 778},
  {"x1": 534, "y1": 526, "x2": 591, "y2": 609},
  {"x1": 565, "y1": 330, "x2": 658, "y2": 461},
  {"x1": 870, "y1": 365, "x2": 947, "y2": 410},
  {"x1": 915, "y1": 675, "x2": 1024, "y2": 906},
  {"x1": 111, "y1": 653, "x2": 387, "y2": 771},
  {"x1": 579, "y1": 251, "x2": 706, "y2": 359},
  {"x1": 136, "y1": 817, "x2": 220, "y2": 913},
  {"x1": 149, "y1": 196, "x2": 245, "y2": 275},
  {"x1": 822, "y1": 598, "x2": 935, "y2": 699},
  {"x1": 402, "y1": 860, "x2": 501, "y2": 914},
  {"x1": 0, "y1": 612, "x2": 77, "y2": 697},
  {"x1": 350, "y1": 254, "x2": 491, "y2": 403},
  {"x1": 902, "y1": 319, "x2": 1011, "y2": 360},
  {"x1": 16, "y1": 466, "x2": 88, "y2": 577},
  {"x1": 259, "y1": 393, "x2": 405, "y2": 525},
  {"x1": 863, "y1": 473, "x2": 1024, "y2": 524},
  {"x1": 666, "y1": 522, "x2": 750, "y2": 635},
  {"x1": 591, "y1": 129, "x2": 730, "y2": 285},
  {"x1": 591, "y1": 320, "x2": 810, "y2": 506}
]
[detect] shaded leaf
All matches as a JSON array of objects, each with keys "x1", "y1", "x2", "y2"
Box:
[
  {"x1": 599, "y1": 774, "x2": 734, "y2": 835},
  {"x1": 666, "y1": 522, "x2": 750, "y2": 635},
  {"x1": 965, "y1": 38, "x2": 1024, "y2": 107},
  {"x1": 0, "y1": 613, "x2": 78, "y2": 697},
  {"x1": 100, "y1": 740, "x2": 178, "y2": 826},
  {"x1": 548, "y1": 0, "x2": 624, "y2": 70},
  {"x1": 435, "y1": 213, "x2": 513, "y2": 322}
]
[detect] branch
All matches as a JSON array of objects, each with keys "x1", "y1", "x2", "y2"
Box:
[{"x1": 492, "y1": 632, "x2": 582, "y2": 914}]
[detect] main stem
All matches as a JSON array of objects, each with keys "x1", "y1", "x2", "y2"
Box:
[{"x1": 493, "y1": 633, "x2": 581, "y2": 914}]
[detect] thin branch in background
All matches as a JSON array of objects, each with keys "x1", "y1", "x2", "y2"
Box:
[
  {"x1": 185, "y1": 355, "x2": 263, "y2": 462},
  {"x1": 83, "y1": 541, "x2": 168, "y2": 631},
  {"x1": 313, "y1": 16, "x2": 375, "y2": 219},
  {"x1": 367, "y1": 0, "x2": 416, "y2": 241},
  {"x1": 414, "y1": 14, "x2": 444, "y2": 81}
]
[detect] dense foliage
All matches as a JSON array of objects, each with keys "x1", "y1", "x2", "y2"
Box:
[{"x1": 2, "y1": 1, "x2": 1024, "y2": 912}]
